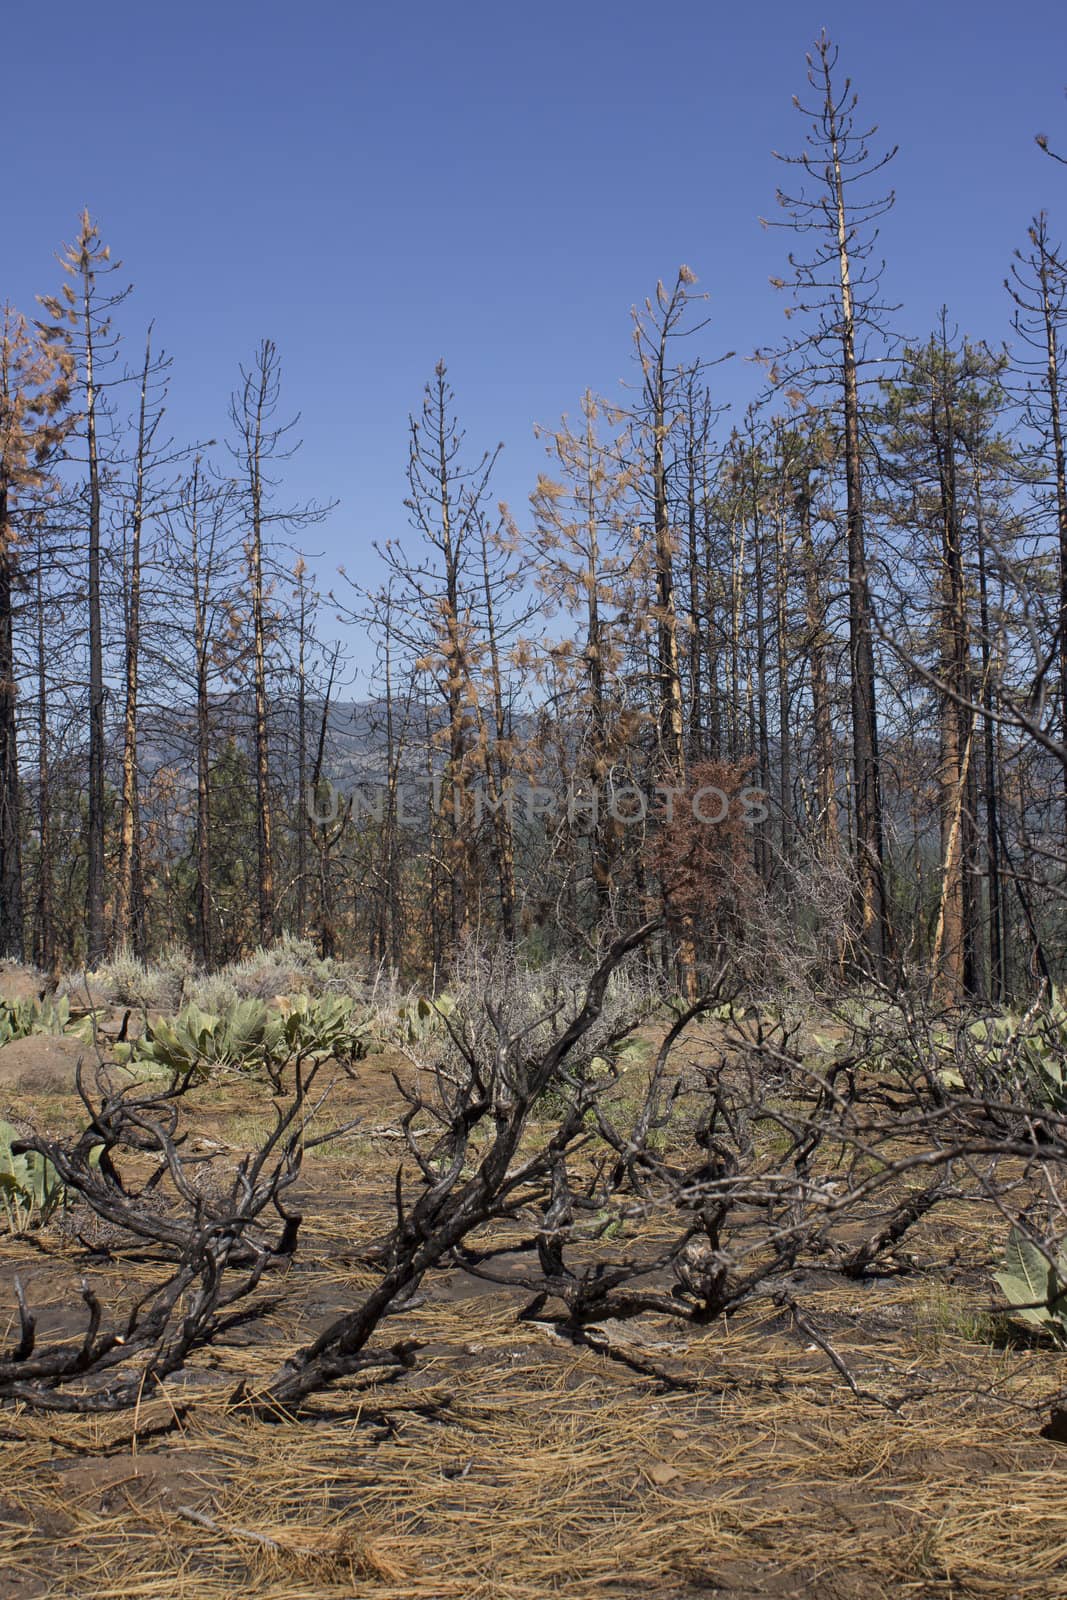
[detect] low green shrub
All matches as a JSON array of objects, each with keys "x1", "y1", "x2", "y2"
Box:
[
  {"x1": 937, "y1": 994, "x2": 1067, "y2": 1106},
  {"x1": 0, "y1": 994, "x2": 94, "y2": 1046},
  {"x1": 394, "y1": 992, "x2": 457, "y2": 1045},
  {"x1": 115, "y1": 993, "x2": 373, "y2": 1077},
  {"x1": 994, "y1": 1226, "x2": 1067, "y2": 1342},
  {"x1": 0, "y1": 1120, "x2": 66, "y2": 1232}
]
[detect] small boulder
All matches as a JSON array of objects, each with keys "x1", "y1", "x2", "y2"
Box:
[
  {"x1": 0, "y1": 1035, "x2": 107, "y2": 1095},
  {"x1": 0, "y1": 961, "x2": 55, "y2": 1008}
]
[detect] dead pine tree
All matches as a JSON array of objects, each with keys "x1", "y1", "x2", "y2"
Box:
[
  {"x1": 786, "y1": 424, "x2": 842, "y2": 862},
  {"x1": 159, "y1": 465, "x2": 245, "y2": 967},
  {"x1": 366, "y1": 362, "x2": 517, "y2": 957},
  {"x1": 736, "y1": 419, "x2": 775, "y2": 886},
  {"x1": 765, "y1": 33, "x2": 896, "y2": 976},
  {"x1": 616, "y1": 267, "x2": 732, "y2": 996},
  {"x1": 1007, "y1": 215, "x2": 1067, "y2": 847},
  {"x1": 879, "y1": 328, "x2": 1008, "y2": 998},
  {"x1": 290, "y1": 557, "x2": 314, "y2": 941},
  {"x1": 28, "y1": 514, "x2": 58, "y2": 970},
  {"x1": 39, "y1": 212, "x2": 131, "y2": 964},
  {"x1": 962, "y1": 382, "x2": 1014, "y2": 998},
  {"x1": 409, "y1": 363, "x2": 490, "y2": 950},
  {"x1": 0, "y1": 305, "x2": 73, "y2": 958},
  {"x1": 284, "y1": 562, "x2": 349, "y2": 948},
  {"x1": 768, "y1": 420, "x2": 799, "y2": 865},
  {"x1": 530, "y1": 390, "x2": 634, "y2": 920},
  {"x1": 112, "y1": 324, "x2": 176, "y2": 957},
  {"x1": 678, "y1": 370, "x2": 725, "y2": 766},
  {"x1": 228, "y1": 339, "x2": 327, "y2": 950},
  {"x1": 358, "y1": 580, "x2": 413, "y2": 971},
  {"x1": 471, "y1": 503, "x2": 523, "y2": 942}
]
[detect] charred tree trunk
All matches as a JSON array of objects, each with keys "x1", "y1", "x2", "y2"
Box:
[
  {"x1": 795, "y1": 477, "x2": 839, "y2": 859},
  {"x1": 113, "y1": 328, "x2": 154, "y2": 957},
  {"x1": 0, "y1": 480, "x2": 21, "y2": 958},
  {"x1": 82, "y1": 263, "x2": 107, "y2": 965}
]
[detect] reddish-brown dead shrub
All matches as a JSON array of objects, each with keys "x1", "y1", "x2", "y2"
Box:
[{"x1": 645, "y1": 760, "x2": 759, "y2": 955}]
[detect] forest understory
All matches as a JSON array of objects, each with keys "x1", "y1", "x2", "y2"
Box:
[{"x1": 3, "y1": 932, "x2": 1067, "y2": 1599}]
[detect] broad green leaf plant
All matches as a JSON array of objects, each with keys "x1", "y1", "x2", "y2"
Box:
[{"x1": 995, "y1": 1226, "x2": 1067, "y2": 1342}]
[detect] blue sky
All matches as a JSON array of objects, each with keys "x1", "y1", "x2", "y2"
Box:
[{"x1": 5, "y1": 0, "x2": 1067, "y2": 678}]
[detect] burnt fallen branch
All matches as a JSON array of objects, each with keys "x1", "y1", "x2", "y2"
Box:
[
  {"x1": 250, "y1": 922, "x2": 666, "y2": 1410},
  {"x1": 240, "y1": 940, "x2": 991, "y2": 1410},
  {"x1": 0, "y1": 1041, "x2": 352, "y2": 1411},
  {"x1": 368, "y1": 980, "x2": 1067, "y2": 1395},
  {"x1": 9, "y1": 933, "x2": 1067, "y2": 1419}
]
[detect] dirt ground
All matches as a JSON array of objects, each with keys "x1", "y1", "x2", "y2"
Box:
[{"x1": 2, "y1": 1037, "x2": 1067, "y2": 1600}]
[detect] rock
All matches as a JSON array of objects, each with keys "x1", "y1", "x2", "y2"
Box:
[
  {"x1": 91, "y1": 1005, "x2": 148, "y2": 1043},
  {"x1": 0, "y1": 961, "x2": 55, "y2": 1008},
  {"x1": 0, "y1": 1035, "x2": 111, "y2": 1095}
]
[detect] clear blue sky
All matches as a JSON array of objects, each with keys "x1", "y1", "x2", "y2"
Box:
[{"x1": 5, "y1": 0, "x2": 1067, "y2": 677}]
